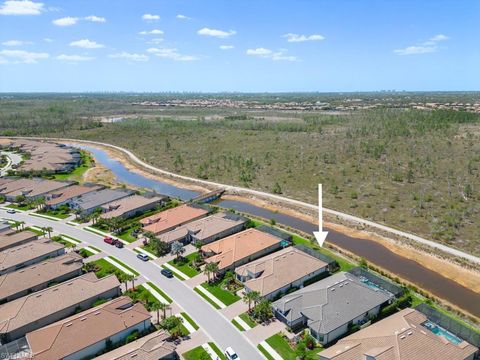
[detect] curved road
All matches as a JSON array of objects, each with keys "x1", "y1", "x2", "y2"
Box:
[
  {"x1": 0, "y1": 209, "x2": 264, "y2": 360},
  {"x1": 9, "y1": 136, "x2": 477, "y2": 265},
  {"x1": 0, "y1": 151, "x2": 22, "y2": 176}
]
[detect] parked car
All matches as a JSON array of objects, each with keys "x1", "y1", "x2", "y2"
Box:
[
  {"x1": 161, "y1": 268, "x2": 173, "y2": 278},
  {"x1": 6, "y1": 209, "x2": 16, "y2": 214},
  {"x1": 137, "y1": 253, "x2": 149, "y2": 262},
  {"x1": 225, "y1": 347, "x2": 239, "y2": 360},
  {"x1": 114, "y1": 240, "x2": 124, "y2": 248},
  {"x1": 103, "y1": 236, "x2": 115, "y2": 245}
]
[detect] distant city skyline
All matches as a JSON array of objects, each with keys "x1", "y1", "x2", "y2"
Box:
[{"x1": 0, "y1": 0, "x2": 478, "y2": 92}]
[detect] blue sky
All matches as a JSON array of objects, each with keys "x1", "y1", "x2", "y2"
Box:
[{"x1": 0, "y1": 0, "x2": 478, "y2": 92}]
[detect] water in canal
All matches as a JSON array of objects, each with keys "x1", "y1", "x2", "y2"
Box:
[{"x1": 81, "y1": 145, "x2": 480, "y2": 318}]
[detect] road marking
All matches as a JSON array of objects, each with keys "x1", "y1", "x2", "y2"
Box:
[
  {"x1": 104, "y1": 256, "x2": 136, "y2": 276},
  {"x1": 194, "y1": 285, "x2": 226, "y2": 309},
  {"x1": 259, "y1": 341, "x2": 283, "y2": 360},
  {"x1": 233, "y1": 315, "x2": 251, "y2": 331},
  {"x1": 162, "y1": 262, "x2": 190, "y2": 280},
  {"x1": 142, "y1": 282, "x2": 170, "y2": 304}
]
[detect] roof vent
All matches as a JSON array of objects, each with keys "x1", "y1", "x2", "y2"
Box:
[
  {"x1": 400, "y1": 335, "x2": 406, "y2": 339},
  {"x1": 407, "y1": 331, "x2": 413, "y2": 335},
  {"x1": 331, "y1": 288, "x2": 335, "y2": 291},
  {"x1": 66, "y1": 323, "x2": 73, "y2": 327},
  {"x1": 80, "y1": 317, "x2": 87, "y2": 321},
  {"x1": 94, "y1": 311, "x2": 101, "y2": 315}
]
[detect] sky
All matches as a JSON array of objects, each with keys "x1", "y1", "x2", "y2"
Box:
[{"x1": 0, "y1": 0, "x2": 479, "y2": 92}]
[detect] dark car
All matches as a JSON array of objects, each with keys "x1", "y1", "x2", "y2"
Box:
[
  {"x1": 161, "y1": 268, "x2": 173, "y2": 278},
  {"x1": 114, "y1": 240, "x2": 124, "y2": 248},
  {"x1": 103, "y1": 236, "x2": 115, "y2": 245},
  {"x1": 137, "y1": 253, "x2": 149, "y2": 262}
]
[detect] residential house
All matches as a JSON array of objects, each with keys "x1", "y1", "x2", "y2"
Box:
[
  {"x1": 100, "y1": 194, "x2": 167, "y2": 220},
  {"x1": 44, "y1": 184, "x2": 103, "y2": 209},
  {"x1": 319, "y1": 308, "x2": 478, "y2": 360},
  {"x1": 0, "y1": 178, "x2": 73, "y2": 201},
  {"x1": 235, "y1": 247, "x2": 329, "y2": 300},
  {"x1": 70, "y1": 188, "x2": 133, "y2": 215},
  {"x1": 272, "y1": 272, "x2": 392, "y2": 345},
  {"x1": 201, "y1": 228, "x2": 287, "y2": 274},
  {"x1": 0, "y1": 273, "x2": 120, "y2": 342},
  {"x1": 157, "y1": 212, "x2": 247, "y2": 246},
  {"x1": 25, "y1": 296, "x2": 152, "y2": 360},
  {"x1": 140, "y1": 204, "x2": 209, "y2": 236},
  {"x1": 0, "y1": 253, "x2": 83, "y2": 303},
  {"x1": 94, "y1": 330, "x2": 177, "y2": 360},
  {"x1": 0, "y1": 239, "x2": 65, "y2": 275},
  {"x1": 0, "y1": 230, "x2": 38, "y2": 251}
]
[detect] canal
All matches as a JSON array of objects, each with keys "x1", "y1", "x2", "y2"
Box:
[{"x1": 81, "y1": 145, "x2": 480, "y2": 318}]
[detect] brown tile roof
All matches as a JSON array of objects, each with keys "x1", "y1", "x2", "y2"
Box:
[
  {"x1": 0, "y1": 273, "x2": 120, "y2": 339},
  {"x1": 319, "y1": 308, "x2": 478, "y2": 360},
  {"x1": 140, "y1": 204, "x2": 209, "y2": 235},
  {"x1": 0, "y1": 253, "x2": 83, "y2": 302},
  {"x1": 235, "y1": 247, "x2": 328, "y2": 297},
  {"x1": 0, "y1": 239, "x2": 64, "y2": 273},
  {"x1": 100, "y1": 195, "x2": 165, "y2": 219},
  {"x1": 45, "y1": 184, "x2": 103, "y2": 206},
  {"x1": 94, "y1": 330, "x2": 176, "y2": 360},
  {"x1": 202, "y1": 228, "x2": 281, "y2": 271},
  {"x1": 0, "y1": 230, "x2": 38, "y2": 251},
  {"x1": 0, "y1": 178, "x2": 72, "y2": 198},
  {"x1": 26, "y1": 297, "x2": 151, "y2": 360}
]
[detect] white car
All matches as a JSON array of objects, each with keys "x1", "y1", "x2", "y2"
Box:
[{"x1": 224, "y1": 347, "x2": 239, "y2": 360}]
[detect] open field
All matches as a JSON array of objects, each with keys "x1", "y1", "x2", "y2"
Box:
[{"x1": 1, "y1": 94, "x2": 480, "y2": 257}]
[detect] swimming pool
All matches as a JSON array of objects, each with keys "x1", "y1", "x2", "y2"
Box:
[{"x1": 423, "y1": 321, "x2": 463, "y2": 345}]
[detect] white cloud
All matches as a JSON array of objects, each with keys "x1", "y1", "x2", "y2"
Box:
[
  {"x1": 0, "y1": 49, "x2": 48, "y2": 63},
  {"x1": 176, "y1": 14, "x2": 190, "y2": 20},
  {"x1": 142, "y1": 13, "x2": 159, "y2": 21},
  {"x1": 147, "y1": 47, "x2": 199, "y2": 61},
  {"x1": 139, "y1": 29, "x2": 163, "y2": 35},
  {"x1": 84, "y1": 15, "x2": 106, "y2": 23},
  {"x1": 197, "y1": 27, "x2": 236, "y2": 38},
  {"x1": 70, "y1": 39, "x2": 104, "y2": 49},
  {"x1": 43, "y1": 37, "x2": 53, "y2": 42},
  {"x1": 394, "y1": 34, "x2": 450, "y2": 55},
  {"x1": 109, "y1": 51, "x2": 148, "y2": 62},
  {"x1": 147, "y1": 38, "x2": 164, "y2": 45},
  {"x1": 0, "y1": 0, "x2": 44, "y2": 15},
  {"x1": 282, "y1": 33, "x2": 325, "y2": 42},
  {"x1": 2, "y1": 39, "x2": 30, "y2": 46},
  {"x1": 57, "y1": 54, "x2": 94, "y2": 62},
  {"x1": 247, "y1": 47, "x2": 298, "y2": 61},
  {"x1": 52, "y1": 16, "x2": 78, "y2": 26},
  {"x1": 219, "y1": 45, "x2": 234, "y2": 50}
]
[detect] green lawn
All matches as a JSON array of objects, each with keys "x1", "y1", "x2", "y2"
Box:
[
  {"x1": 124, "y1": 285, "x2": 161, "y2": 311},
  {"x1": 107, "y1": 256, "x2": 140, "y2": 276},
  {"x1": 51, "y1": 236, "x2": 76, "y2": 248},
  {"x1": 201, "y1": 281, "x2": 241, "y2": 306},
  {"x1": 183, "y1": 346, "x2": 210, "y2": 360},
  {"x1": 257, "y1": 344, "x2": 275, "y2": 360},
  {"x1": 52, "y1": 150, "x2": 93, "y2": 182},
  {"x1": 167, "y1": 252, "x2": 200, "y2": 277},
  {"x1": 79, "y1": 248, "x2": 95, "y2": 258},
  {"x1": 25, "y1": 227, "x2": 45, "y2": 236},
  {"x1": 90, "y1": 258, "x2": 126, "y2": 279},
  {"x1": 231, "y1": 318, "x2": 244, "y2": 331},
  {"x1": 194, "y1": 287, "x2": 221, "y2": 309},
  {"x1": 6, "y1": 203, "x2": 34, "y2": 211},
  {"x1": 34, "y1": 209, "x2": 70, "y2": 219},
  {"x1": 266, "y1": 333, "x2": 321, "y2": 360},
  {"x1": 147, "y1": 281, "x2": 173, "y2": 303},
  {"x1": 88, "y1": 245, "x2": 102, "y2": 253},
  {"x1": 117, "y1": 225, "x2": 141, "y2": 243},
  {"x1": 181, "y1": 312, "x2": 199, "y2": 330},
  {"x1": 239, "y1": 312, "x2": 257, "y2": 328},
  {"x1": 208, "y1": 342, "x2": 227, "y2": 360}
]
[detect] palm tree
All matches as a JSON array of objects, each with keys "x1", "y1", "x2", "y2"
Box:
[
  {"x1": 44, "y1": 226, "x2": 53, "y2": 238},
  {"x1": 170, "y1": 241, "x2": 185, "y2": 260},
  {"x1": 158, "y1": 302, "x2": 171, "y2": 320},
  {"x1": 203, "y1": 262, "x2": 219, "y2": 283},
  {"x1": 150, "y1": 301, "x2": 165, "y2": 325},
  {"x1": 40, "y1": 227, "x2": 47, "y2": 238},
  {"x1": 117, "y1": 272, "x2": 129, "y2": 292},
  {"x1": 243, "y1": 291, "x2": 261, "y2": 313},
  {"x1": 124, "y1": 274, "x2": 136, "y2": 290},
  {"x1": 18, "y1": 221, "x2": 25, "y2": 231}
]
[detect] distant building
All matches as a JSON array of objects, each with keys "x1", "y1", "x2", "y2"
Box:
[
  {"x1": 0, "y1": 178, "x2": 73, "y2": 201},
  {"x1": 0, "y1": 253, "x2": 83, "y2": 303},
  {"x1": 100, "y1": 194, "x2": 167, "y2": 220},
  {"x1": 94, "y1": 330, "x2": 177, "y2": 360},
  {"x1": 26, "y1": 297, "x2": 152, "y2": 360},
  {"x1": 235, "y1": 247, "x2": 329, "y2": 300},
  {"x1": 157, "y1": 212, "x2": 247, "y2": 246},
  {"x1": 0, "y1": 273, "x2": 120, "y2": 342},
  {"x1": 0, "y1": 239, "x2": 65, "y2": 275},
  {"x1": 320, "y1": 308, "x2": 478, "y2": 360},
  {"x1": 202, "y1": 228, "x2": 286, "y2": 273},
  {"x1": 70, "y1": 188, "x2": 133, "y2": 215},
  {"x1": 140, "y1": 204, "x2": 209, "y2": 235},
  {"x1": 272, "y1": 272, "x2": 392, "y2": 345},
  {"x1": 0, "y1": 230, "x2": 38, "y2": 251},
  {"x1": 44, "y1": 184, "x2": 103, "y2": 209}
]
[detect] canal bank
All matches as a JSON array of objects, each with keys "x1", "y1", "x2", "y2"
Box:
[{"x1": 69, "y1": 143, "x2": 480, "y2": 320}]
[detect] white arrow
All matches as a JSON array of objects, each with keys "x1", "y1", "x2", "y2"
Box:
[{"x1": 313, "y1": 184, "x2": 328, "y2": 247}]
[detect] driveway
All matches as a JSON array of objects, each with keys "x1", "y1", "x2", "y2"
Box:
[{"x1": 0, "y1": 209, "x2": 264, "y2": 360}]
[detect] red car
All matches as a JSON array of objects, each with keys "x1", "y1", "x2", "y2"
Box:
[{"x1": 103, "y1": 236, "x2": 115, "y2": 245}]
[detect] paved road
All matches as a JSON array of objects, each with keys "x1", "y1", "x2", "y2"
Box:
[
  {"x1": 0, "y1": 151, "x2": 22, "y2": 176},
  {"x1": 9, "y1": 136, "x2": 477, "y2": 265},
  {"x1": 0, "y1": 209, "x2": 264, "y2": 360}
]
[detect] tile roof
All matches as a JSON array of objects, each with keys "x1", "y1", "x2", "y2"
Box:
[
  {"x1": 0, "y1": 273, "x2": 120, "y2": 339},
  {"x1": 320, "y1": 308, "x2": 478, "y2": 360},
  {"x1": 73, "y1": 188, "x2": 133, "y2": 211},
  {"x1": 272, "y1": 272, "x2": 391, "y2": 335},
  {"x1": 0, "y1": 178, "x2": 72, "y2": 198},
  {"x1": 202, "y1": 228, "x2": 282, "y2": 271},
  {"x1": 94, "y1": 330, "x2": 176, "y2": 360},
  {"x1": 235, "y1": 247, "x2": 328, "y2": 297},
  {"x1": 45, "y1": 184, "x2": 103, "y2": 206},
  {"x1": 0, "y1": 253, "x2": 83, "y2": 301},
  {"x1": 140, "y1": 204, "x2": 209, "y2": 235},
  {"x1": 100, "y1": 195, "x2": 165, "y2": 219},
  {"x1": 26, "y1": 297, "x2": 151, "y2": 360},
  {"x1": 0, "y1": 230, "x2": 38, "y2": 251}
]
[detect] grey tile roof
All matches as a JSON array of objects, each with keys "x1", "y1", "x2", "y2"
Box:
[{"x1": 73, "y1": 188, "x2": 133, "y2": 211}]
